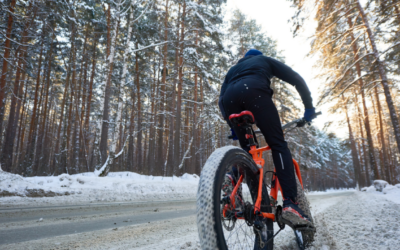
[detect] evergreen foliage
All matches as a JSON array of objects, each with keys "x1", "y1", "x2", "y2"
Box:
[{"x1": 0, "y1": 0, "x2": 359, "y2": 191}]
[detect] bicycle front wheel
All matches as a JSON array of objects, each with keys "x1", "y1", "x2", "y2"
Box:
[{"x1": 196, "y1": 146, "x2": 274, "y2": 250}]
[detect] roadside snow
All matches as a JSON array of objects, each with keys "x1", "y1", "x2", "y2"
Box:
[
  {"x1": 2, "y1": 165, "x2": 400, "y2": 250},
  {"x1": 362, "y1": 182, "x2": 400, "y2": 205},
  {"x1": 308, "y1": 188, "x2": 356, "y2": 195},
  {"x1": 313, "y1": 190, "x2": 400, "y2": 250},
  {"x1": 0, "y1": 171, "x2": 199, "y2": 206}
]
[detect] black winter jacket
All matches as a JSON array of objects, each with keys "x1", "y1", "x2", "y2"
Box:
[{"x1": 218, "y1": 55, "x2": 313, "y2": 121}]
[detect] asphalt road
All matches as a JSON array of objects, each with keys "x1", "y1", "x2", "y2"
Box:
[
  {"x1": 0, "y1": 191, "x2": 355, "y2": 250},
  {"x1": 0, "y1": 199, "x2": 196, "y2": 246}
]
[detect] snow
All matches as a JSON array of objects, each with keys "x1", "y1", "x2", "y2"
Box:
[
  {"x1": 307, "y1": 188, "x2": 356, "y2": 195},
  {"x1": 2, "y1": 166, "x2": 400, "y2": 249},
  {"x1": 373, "y1": 179, "x2": 389, "y2": 192},
  {"x1": 361, "y1": 181, "x2": 400, "y2": 205},
  {"x1": 0, "y1": 171, "x2": 199, "y2": 206}
]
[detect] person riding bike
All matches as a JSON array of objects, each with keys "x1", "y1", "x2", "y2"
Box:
[{"x1": 219, "y1": 49, "x2": 316, "y2": 227}]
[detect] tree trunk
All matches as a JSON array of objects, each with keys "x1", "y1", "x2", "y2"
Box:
[
  {"x1": 99, "y1": 9, "x2": 120, "y2": 167},
  {"x1": 366, "y1": 54, "x2": 392, "y2": 182},
  {"x1": 135, "y1": 42, "x2": 142, "y2": 173},
  {"x1": 33, "y1": 31, "x2": 55, "y2": 175},
  {"x1": 83, "y1": 34, "x2": 98, "y2": 170},
  {"x1": 76, "y1": 24, "x2": 90, "y2": 172},
  {"x1": 184, "y1": 93, "x2": 190, "y2": 173},
  {"x1": 192, "y1": 30, "x2": 199, "y2": 174},
  {"x1": 354, "y1": 90, "x2": 371, "y2": 186},
  {"x1": 0, "y1": 0, "x2": 17, "y2": 145},
  {"x1": 167, "y1": 1, "x2": 178, "y2": 176},
  {"x1": 1, "y1": 5, "x2": 36, "y2": 172},
  {"x1": 148, "y1": 58, "x2": 157, "y2": 174},
  {"x1": 199, "y1": 78, "x2": 204, "y2": 169},
  {"x1": 156, "y1": 0, "x2": 169, "y2": 174},
  {"x1": 100, "y1": 2, "x2": 135, "y2": 176},
  {"x1": 346, "y1": 15, "x2": 380, "y2": 179},
  {"x1": 127, "y1": 91, "x2": 136, "y2": 172},
  {"x1": 14, "y1": 76, "x2": 28, "y2": 174},
  {"x1": 357, "y1": 0, "x2": 400, "y2": 155},
  {"x1": 370, "y1": 91, "x2": 386, "y2": 180},
  {"x1": 174, "y1": 1, "x2": 186, "y2": 175},
  {"x1": 25, "y1": 27, "x2": 45, "y2": 173},
  {"x1": 343, "y1": 96, "x2": 362, "y2": 188}
]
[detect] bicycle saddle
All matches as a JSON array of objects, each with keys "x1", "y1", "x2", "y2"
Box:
[{"x1": 229, "y1": 111, "x2": 255, "y2": 125}]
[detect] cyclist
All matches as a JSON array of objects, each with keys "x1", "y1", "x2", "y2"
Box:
[{"x1": 219, "y1": 49, "x2": 316, "y2": 227}]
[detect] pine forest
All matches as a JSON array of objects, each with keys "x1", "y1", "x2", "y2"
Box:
[{"x1": 0, "y1": 0, "x2": 399, "y2": 191}]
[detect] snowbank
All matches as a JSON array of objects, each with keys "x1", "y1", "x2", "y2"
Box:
[
  {"x1": 373, "y1": 179, "x2": 388, "y2": 192},
  {"x1": 307, "y1": 188, "x2": 356, "y2": 195},
  {"x1": 0, "y1": 170, "x2": 199, "y2": 206},
  {"x1": 361, "y1": 181, "x2": 400, "y2": 204}
]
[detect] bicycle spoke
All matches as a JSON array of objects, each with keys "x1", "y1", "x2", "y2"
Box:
[{"x1": 222, "y1": 183, "x2": 258, "y2": 250}]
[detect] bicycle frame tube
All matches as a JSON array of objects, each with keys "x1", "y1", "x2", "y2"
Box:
[
  {"x1": 222, "y1": 138, "x2": 304, "y2": 223},
  {"x1": 230, "y1": 175, "x2": 244, "y2": 209},
  {"x1": 248, "y1": 144, "x2": 303, "y2": 221}
]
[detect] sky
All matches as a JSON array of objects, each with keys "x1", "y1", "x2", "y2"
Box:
[{"x1": 224, "y1": 0, "x2": 348, "y2": 138}]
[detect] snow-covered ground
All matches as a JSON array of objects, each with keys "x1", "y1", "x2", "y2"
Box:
[
  {"x1": 1, "y1": 169, "x2": 400, "y2": 250},
  {"x1": 0, "y1": 170, "x2": 199, "y2": 207}
]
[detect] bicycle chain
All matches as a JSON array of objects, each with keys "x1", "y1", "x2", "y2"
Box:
[{"x1": 254, "y1": 227, "x2": 265, "y2": 249}]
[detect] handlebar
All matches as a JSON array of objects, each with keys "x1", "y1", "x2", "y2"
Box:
[
  {"x1": 249, "y1": 111, "x2": 322, "y2": 137},
  {"x1": 281, "y1": 111, "x2": 322, "y2": 130}
]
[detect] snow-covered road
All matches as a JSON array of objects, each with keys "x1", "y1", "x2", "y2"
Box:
[
  {"x1": 4, "y1": 190, "x2": 399, "y2": 250},
  {"x1": 1, "y1": 169, "x2": 399, "y2": 250},
  {"x1": 0, "y1": 200, "x2": 196, "y2": 247}
]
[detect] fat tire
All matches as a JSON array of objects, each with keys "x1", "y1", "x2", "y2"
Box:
[
  {"x1": 294, "y1": 174, "x2": 315, "y2": 248},
  {"x1": 197, "y1": 146, "x2": 273, "y2": 250}
]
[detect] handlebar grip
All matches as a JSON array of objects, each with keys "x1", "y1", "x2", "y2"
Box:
[
  {"x1": 314, "y1": 111, "x2": 322, "y2": 117},
  {"x1": 308, "y1": 111, "x2": 322, "y2": 121}
]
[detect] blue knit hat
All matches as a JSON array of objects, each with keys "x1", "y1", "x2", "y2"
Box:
[{"x1": 244, "y1": 49, "x2": 263, "y2": 57}]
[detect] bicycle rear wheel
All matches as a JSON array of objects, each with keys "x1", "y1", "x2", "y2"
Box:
[{"x1": 197, "y1": 146, "x2": 273, "y2": 250}]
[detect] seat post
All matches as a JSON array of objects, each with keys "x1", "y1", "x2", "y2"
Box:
[{"x1": 243, "y1": 124, "x2": 257, "y2": 147}]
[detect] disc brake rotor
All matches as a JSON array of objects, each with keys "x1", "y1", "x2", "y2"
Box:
[{"x1": 221, "y1": 204, "x2": 236, "y2": 231}]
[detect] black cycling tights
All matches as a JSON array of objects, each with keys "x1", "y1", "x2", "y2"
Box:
[{"x1": 222, "y1": 77, "x2": 297, "y2": 201}]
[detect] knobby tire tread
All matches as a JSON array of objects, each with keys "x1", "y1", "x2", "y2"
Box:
[{"x1": 197, "y1": 146, "x2": 273, "y2": 250}]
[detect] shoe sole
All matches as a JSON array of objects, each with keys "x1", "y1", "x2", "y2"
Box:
[{"x1": 281, "y1": 210, "x2": 314, "y2": 229}]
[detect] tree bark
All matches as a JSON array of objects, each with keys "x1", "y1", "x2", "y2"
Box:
[
  {"x1": 135, "y1": 42, "x2": 142, "y2": 173},
  {"x1": 173, "y1": 1, "x2": 186, "y2": 175},
  {"x1": 99, "y1": 9, "x2": 120, "y2": 166},
  {"x1": 167, "y1": 1, "x2": 178, "y2": 176},
  {"x1": 156, "y1": 0, "x2": 170, "y2": 174},
  {"x1": 354, "y1": 89, "x2": 371, "y2": 186},
  {"x1": 192, "y1": 30, "x2": 199, "y2": 174},
  {"x1": 25, "y1": 26, "x2": 46, "y2": 173},
  {"x1": 199, "y1": 77, "x2": 204, "y2": 169},
  {"x1": 343, "y1": 96, "x2": 362, "y2": 188},
  {"x1": 148, "y1": 58, "x2": 157, "y2": 174},
  {"x1": 101, "y1": 2, "x2": 135, "y2": 176},
  {"x1": 33, "y1": 31, "x2": 55, "y2": 175},
  {"x1": 346, "y1": 15, "x2": 380, "y2": 179},
  {"x1": 0, "y1": 0, "x2": 17, "y2": 145},
  {"x1": 14, "y1": 75, "x2": 28, "y2": 174},
  {"x1": 357, "y1": 0, "x2": 400, "y2": 155}
]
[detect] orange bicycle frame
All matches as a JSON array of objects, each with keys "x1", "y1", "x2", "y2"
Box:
[
  {"x1": 226, "y1": 144, "x2": 304, "y2": 222},
  {"x1": 251, "y1": 144, "x2": 303, "y2": 221}
]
